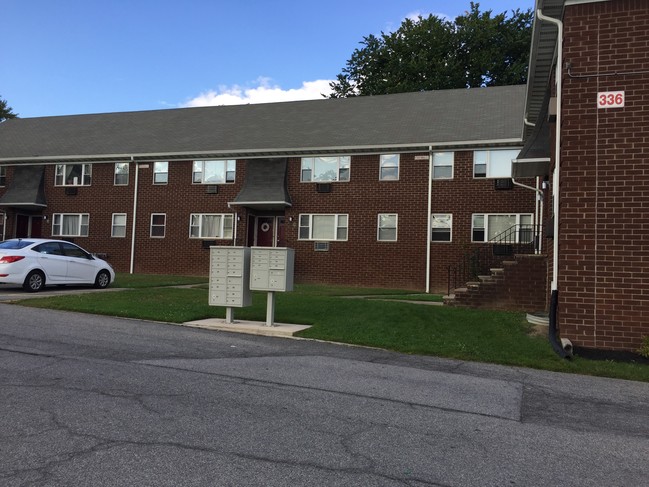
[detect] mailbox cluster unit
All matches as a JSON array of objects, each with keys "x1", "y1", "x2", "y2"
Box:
[
  {"x1": 208, "y1": 247, "x2": 252, "y2": 307},
  {"x1": 209, "y1": 247, "x2": 295, "y2": 308},
  {"x1": 250, "y1": 247, "x2": 294, "y2": 292}
]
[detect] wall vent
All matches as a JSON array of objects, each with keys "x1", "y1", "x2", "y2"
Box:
[
  {"x1": 316, "y1": 183, "x2": 332, "y2": 193},
  {"x1": 65, "y1": 187, "x2": 78, "y2": 196},
  {"x1": 206, "y1": 185, "x2": 219, "y2": 194},
  {"x1": 314, "y1": 241, "x2": 330, "y2": 251}
]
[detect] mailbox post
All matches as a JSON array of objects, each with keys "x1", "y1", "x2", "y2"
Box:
[{"x1": 250, "y1": 247, "x2": 295, "y2": 326}]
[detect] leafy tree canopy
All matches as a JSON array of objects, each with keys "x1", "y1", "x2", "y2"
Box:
[
  {"x1": 328, "y1": 2, "x2": 533, "y2": 98},
  {"x1": 0, "y1": 95, "x2": 18, "y2": 122}
]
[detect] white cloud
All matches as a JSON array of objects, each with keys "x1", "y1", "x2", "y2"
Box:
[{"x1": 182, "y1": 77, "x2": 333, "y2": 107}]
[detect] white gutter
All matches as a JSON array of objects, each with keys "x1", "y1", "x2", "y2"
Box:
[
  {"x1": 129, "y1": 157, "x2": 138, "y2": 274},
  {"x1": 536, "y1": 8, "x2": 562, "y2": 292},
  {"x1": 425, "y1": 146, "x2": 433, "y2": 293},
  {"x1": 0, "y1": 138, "x2": 524, "y2": 164}
]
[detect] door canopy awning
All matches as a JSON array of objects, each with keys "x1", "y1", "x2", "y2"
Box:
[
  {"x1": 0, "y1": 165, "x2": 47, "y2": 210},
  {"x1": 230, "y1": 158, "x2": 292, "y2": 211}
]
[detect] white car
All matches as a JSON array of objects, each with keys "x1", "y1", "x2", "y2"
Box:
[{"x1": 0, "y1": 238, "x2": 115, "y2": 292}]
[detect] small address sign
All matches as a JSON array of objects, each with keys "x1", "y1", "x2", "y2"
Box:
[{"x1": 597, "y1": 91, "x2": 625, "y2": 109}]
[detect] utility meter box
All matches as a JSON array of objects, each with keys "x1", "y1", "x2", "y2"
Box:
[
  {"x1": 250, "y1": 247, "x2": 295, "y2": 292},
  {"x1": 209, "y1": 247, "x2": 252, "y2": 307}
]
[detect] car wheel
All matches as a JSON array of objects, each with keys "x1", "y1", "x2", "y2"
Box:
[
  {"x1": 94, "y1": 270, "x2": 111, "y2": 289},
  {"x1": 23, "y1": 270, "x2": 45, "y2": 292}
]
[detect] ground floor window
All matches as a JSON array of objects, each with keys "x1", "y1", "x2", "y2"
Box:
[
  {"x1": 111, "y1": 213, "x2": 127, "y2": 237},
  {"x1": 472, "y1": 213, "x2": 533, "y2": 242},
  {"x1": 150, "y1": 213, "x2": 166, "y2": 238},
  {"x1": 299, "y1": 214, "x2": 348, "y2": 241},
  {"x1": 52, "y1": 213, "x2": 89, "y2": 237},
  {"x1": 431, "y1": 214, "x2": 452, "y2": 242},
  {"x1": 377, "y1": 213, "x2": 398, "y2": 241},
  {"x1": 0, "y1": 166, "x2": 6, "y2": 186},
  {"x1": 189, "y1": 213, "x2": 234, "y2": 239}
]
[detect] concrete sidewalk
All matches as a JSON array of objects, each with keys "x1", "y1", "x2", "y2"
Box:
[{"x1": 182, "y1": 318, "x2": 311, "y2": 337}]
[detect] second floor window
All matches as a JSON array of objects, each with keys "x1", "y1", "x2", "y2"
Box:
[
  {"x1": 55, "y1": 164, "x2": 92, "y2": 186},
  {"x1": 114, "y1": 163, "x2": 129, "y2": 185},
  {"x1": 0, "y1": 166, "x2": 6, "y2": 186},
  {"x1": 301, "y1": 156, "x2": 350, "y2": 182},
  {"x1": 153, "y1": 162, "x2": 168, "y2": 184},
  {"x1": 433, "y1": 152, "x2": 454, "y2": 179},
  {"x1": 192, "y1": 160, "x2": 236, "y2": 184},
  {"x1": 379, "y1": 154, "x2": 399, "y2": 180},
  {"x1": 473, "y1": 149, "x2": 519, "y2": 178}
]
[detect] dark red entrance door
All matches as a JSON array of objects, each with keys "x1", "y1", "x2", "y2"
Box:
[{"x1": 256, "y1": 217, "x2": 275, "y2": 247}]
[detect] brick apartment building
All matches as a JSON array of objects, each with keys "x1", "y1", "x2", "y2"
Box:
[
  {"x1": 2, "y1": 0, "x2": 647, "y2": 353},
  {"x1": 519, "y1": 0, "x2": 649, "y2": 352},
  {"x1": 0, "y1": 86, "x2": 534, "y2": 294}
]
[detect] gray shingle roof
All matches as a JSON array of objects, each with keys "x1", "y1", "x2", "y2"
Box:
[{"x1": 0, "y1": 85, "x2": 525, "y2": 163}]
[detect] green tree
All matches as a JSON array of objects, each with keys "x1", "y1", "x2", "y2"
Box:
[
  {"x1": 0, "y1": 95, "x2": 18, "y2": 122},
  {"x1": 328, "y1": 2, "x2": 533, "y2": 98}
]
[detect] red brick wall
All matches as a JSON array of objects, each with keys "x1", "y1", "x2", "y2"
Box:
[
  {"x1": 559, "y1": 0, "x2": 649, "y2": 351},
  {"x1": 1, "y1": 151, "x2": 535, "y2": 293}
]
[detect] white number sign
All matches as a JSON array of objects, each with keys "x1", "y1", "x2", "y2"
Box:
[{"x1": 597, "y1": 91, "x2": 625, "y2": 109}]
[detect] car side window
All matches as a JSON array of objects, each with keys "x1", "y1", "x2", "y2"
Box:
[
  {"x1": 61, "y1": 242, "x2": 90, "y2": 259},
  {"x1": 32, "y1": 242, "x2": 63, "y2": 255}
]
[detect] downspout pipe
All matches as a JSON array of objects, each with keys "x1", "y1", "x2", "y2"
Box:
[
  {"x1": 425, "y1": 146, "x2": 433, "y2": 293},
  {"x1": 129, "y1": 157, "x2": 138, "y2": 274},
  {"x1": 536, "y1": 8, "x2": 570, "y2": 359}
]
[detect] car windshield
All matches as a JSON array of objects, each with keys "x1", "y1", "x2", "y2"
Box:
[{"x1": 0, "y1": 240, "x2": 34, "y2": 250}]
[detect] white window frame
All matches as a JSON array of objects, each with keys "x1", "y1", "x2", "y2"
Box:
[
  {"x1": 471, "y1": 213, "x2": 533, "y2": 242},
  {"x1": 189, "y1": 213, "x2": 234, "y2": 239},
  {"x1": 379, "y1": 154, "x2": 399, "y2": 181},
  {"x1": 111, "y1": 213, "x2": 127, "y2": 238},
  {"x1": 473, "y1": 149, "x2": 520, "y2": 179},
  {"x1": 301, "y1": 156, "x2": 350, "y2": 182},
  {"x1": 55, "y1": 164, "x2": 92, "y2": 186},
  {"x1": 114, "y1": 163, "x2": 129, "y2": 186},
  {"x1": 150, "y1": 213, "x2": 166, "y2": 238},
  {"x1": 298, "y1": 214, "x2": 348, "y2": 241},
  {"x1": 377, "y1": 213, "x2": 398, "y2": 241},
  {"x1": 0, "y1": 166, "x2": 6, "y2": 186},
  {"x1": 153, "y1": 162, "x2": 168, "y2": 185},
  {"x1": 192, "y1": 160, "x2": 236, "y2": 184},
  {"x1": 52, "y1": 213, "x2": 89, "y2": 237},
  {"x1": 432, "y1": 152, "x2": 454, "y2": 180},
  {"x1": 431, "y1": 214, "x2": 452, "y2": 242}
]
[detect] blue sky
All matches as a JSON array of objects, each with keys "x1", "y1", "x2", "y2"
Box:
[{"x1": 3, "y1": 0, "x2": 534, "y2": 118}]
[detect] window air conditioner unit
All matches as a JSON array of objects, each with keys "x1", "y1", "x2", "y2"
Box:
[
  {"x1": 316, "y1": 183, "x2": 332, "y2": 193},
  {"x1": 494, "y1": 178, "x2": 513, "y2": 190},
  {"x1": 65, "y1": 187, "x2": 78, "y2": 196},
  {"x1": 206, "y1": 185, "x2": 219, "y2": 194},
  {"x1": 314, "y1": 242, "x2": 330, "y2": 251}
]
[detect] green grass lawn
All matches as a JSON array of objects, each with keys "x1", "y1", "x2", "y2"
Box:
[{"x1": 17, "y1": 275, "x2": 649, "y2": 382}]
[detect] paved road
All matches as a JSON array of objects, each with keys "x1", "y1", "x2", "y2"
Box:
[{"x1": 1, "y1": 302, "x2": 648, "y2": 486}]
